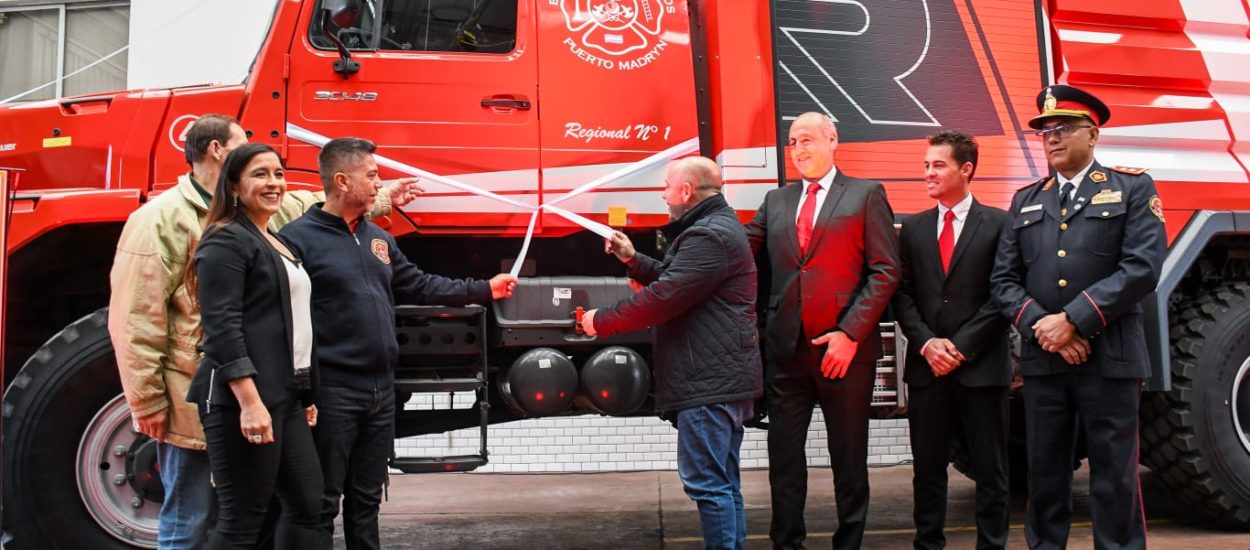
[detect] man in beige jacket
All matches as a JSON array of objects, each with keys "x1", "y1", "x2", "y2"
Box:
[{"x1": 108, "y1": 114, "x2": 417, "y2": 549}]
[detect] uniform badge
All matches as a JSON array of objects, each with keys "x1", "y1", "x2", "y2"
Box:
[
  {"x1": 371, "y1": 239, "x2": 391, "y2": 264},
  {"x1": 1110, "y1": 165, "x2": 1147, "y2": 175},
  {"x1": 1089, "y1": 171, "x2": 1106, "y2": 183},
  {"x1": 1043, "y1": 92, "x2": 1057, "y2": 112},
  {"x1": 1149, "y1": 195, "x2": 1165, "y2": 222},
  {"x1": 1041, "y1": 177, "x2": 1054, "y2": 191},
  {"x1": 1090, "y1": 190, "x2": 1122, "y2": 205}
]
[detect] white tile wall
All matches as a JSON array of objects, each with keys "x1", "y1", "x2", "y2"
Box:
[{"x1": 395, "y1": 394, "x2": 912, "y2": 472}]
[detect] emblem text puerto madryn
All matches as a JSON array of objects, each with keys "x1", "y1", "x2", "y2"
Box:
[{"x1": 559, "y1": 0, "x2": 676, "y2": 70}]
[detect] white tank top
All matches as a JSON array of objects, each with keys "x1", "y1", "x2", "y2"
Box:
[{"x1": 282, "y1": 255, "x2": 314, "y2": 372}]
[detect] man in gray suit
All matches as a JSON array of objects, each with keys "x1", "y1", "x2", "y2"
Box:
[{"x1": 746, "y1": 112, "x2": 901, "y2": 549}]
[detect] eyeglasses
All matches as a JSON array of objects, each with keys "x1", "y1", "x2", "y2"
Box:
[{"x1": 1034, "y1": 123, "x2": 1093, "y2": 139}]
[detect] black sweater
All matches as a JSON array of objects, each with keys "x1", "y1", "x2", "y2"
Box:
[{"x1": 280, "y1": 205, "x2": 491, "y2": 389}]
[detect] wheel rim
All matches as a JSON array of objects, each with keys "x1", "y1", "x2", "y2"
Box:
[
  {"x1": 76, "y1": 394, "x2": 160, "y2": 548},
  {"x1": 1232, "y1": 354, "x2": 1250, "y2": 456}
]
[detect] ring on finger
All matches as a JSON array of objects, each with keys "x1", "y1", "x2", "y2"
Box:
[{"x1": 248, "y1": 434, "x2": 262, "y2": 443}]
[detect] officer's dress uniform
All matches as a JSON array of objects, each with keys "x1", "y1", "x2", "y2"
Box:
[{"x1": 991, "y1": 85, "x2": 1167, "y2": 550}]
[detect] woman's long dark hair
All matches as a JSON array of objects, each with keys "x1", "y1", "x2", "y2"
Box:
[
  {"x1": 203, "y1": 142, "x2": 280, "y2": 236},
  {"x1": 186, "y1": 143, "x2": 282, "y2": 302}
]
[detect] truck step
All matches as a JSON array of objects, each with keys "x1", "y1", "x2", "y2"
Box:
[
  {"x1": 392, "y1": 455, "x2": 488, "y2": 473},
  {"x1": 394, "y1": 378, "x2": 483, "y2": 394}
]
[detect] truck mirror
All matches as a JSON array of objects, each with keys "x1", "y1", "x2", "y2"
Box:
[
  {"x1": 320, "y1": 0, "x2": 362, "y2": 78},
  {"x1": 323, "y1": 0, "x2": 360, "y2": 28}
]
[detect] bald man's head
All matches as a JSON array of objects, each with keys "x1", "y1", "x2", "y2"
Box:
[
  {"x1": 662, "y1": 156, "x2": 723, "y2": 220},
  {"x1": 788, "y1": 112, "x2": 838, "y2": 181},
  {"x1": 793, "y1": 112, "x2": 836, "y2": 139},
  {"x1": 673, "y1": 156, "x2": 723, "y2": 199}
]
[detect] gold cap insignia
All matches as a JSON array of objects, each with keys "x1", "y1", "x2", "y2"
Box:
[{"x1": 1043, "y1": 92, "x2": 1057, "y2": 112}]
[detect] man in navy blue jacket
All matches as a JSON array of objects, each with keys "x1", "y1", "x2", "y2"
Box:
[
  {"x1": 280, "y1": 137, "x2": 516, "y2": 550},
  {"x1": 992, "y1": 85, "x2": 1166, "y2": 549}
]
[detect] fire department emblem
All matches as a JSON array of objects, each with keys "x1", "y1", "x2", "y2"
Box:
[
  {"x1": 371, "y1": 239, "x2": 390, "y2": 264},
  {"x1": 560, "y1": 0, "x2": 675, "y2": 69},
  {"x1": 1149, "y1": 195, "x2": 1165, "y2": 222}
]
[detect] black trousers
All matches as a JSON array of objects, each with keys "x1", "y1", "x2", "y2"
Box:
[
  {"x1": 201, "y1": 399, "x2": 326, "y2": 549},
  {"x1": 1023, "y1": 372, "x2": 1145, "y2": 550},
  {"x1": 767, "y1": 332, "x2": 875, "y2": 550},
  {"x1": 313, "y1": 383, "x2": 396, "y2": 550},
  {"x1": 907, "y1": 378, "x2": 1010, "y2": 550}
]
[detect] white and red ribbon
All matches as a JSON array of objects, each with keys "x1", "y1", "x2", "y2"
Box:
[{"x1": 286, "y1": 123, "x2": 698, "y2": 277}]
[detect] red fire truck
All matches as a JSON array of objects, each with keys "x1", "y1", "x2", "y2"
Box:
[{"x1": 1, "y1": 0, "x2": 1248, "y2": 547}]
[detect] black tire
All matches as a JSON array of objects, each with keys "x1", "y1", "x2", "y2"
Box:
[
  {"x1": 3, "y1": 309, "x2": 158, "y2": 549},
  {"x1": 1141, "y1": 282, "x2": 1250, "y2": 527}
]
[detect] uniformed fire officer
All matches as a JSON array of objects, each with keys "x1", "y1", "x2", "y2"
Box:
[{"x1": 991, "y1": 84, "x2": 1166, "y2": 549}]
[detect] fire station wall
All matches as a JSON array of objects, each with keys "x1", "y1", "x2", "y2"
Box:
[{"x1": 397, "y1": 395, "x2": 911, "y2": 472}]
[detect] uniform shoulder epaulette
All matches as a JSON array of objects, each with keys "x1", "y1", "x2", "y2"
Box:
[
  {"x1": 1015, "y1": 176, "x2": 1051, "y2": 194},
  {"x1": 1109, "y1": 165, "x2": 1148, "y2": 175}
]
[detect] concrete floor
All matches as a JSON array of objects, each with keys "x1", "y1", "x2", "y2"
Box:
[{"x1": 363, "y1": 465, "x2": 1250, "y2": 549}]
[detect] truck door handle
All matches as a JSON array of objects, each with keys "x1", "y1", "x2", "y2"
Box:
[
  {"x1": 481, "y1": 97, "x2": 531, "y2": 111},
  {"x1": 58, "y1": 94, "x2": 113, "y2": 115}
]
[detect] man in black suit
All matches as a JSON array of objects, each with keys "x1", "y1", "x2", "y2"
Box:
[
  {"x1": 992, "y1": 85, "x2": 1165, "y2": 549},
  {"x1": 893, "y1": 131, "x2": 1011, "y2": 549},
  {"x1": 747, "y1": 112, "x2": 900, "y2": 549}
]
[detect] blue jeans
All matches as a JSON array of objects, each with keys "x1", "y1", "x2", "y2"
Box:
[
  {"x1": 676, "y1": 399, "x2": 753, "y2": 550},
  {"x1": 157, "y1": 442, "x2": 214, "y2": 550}
]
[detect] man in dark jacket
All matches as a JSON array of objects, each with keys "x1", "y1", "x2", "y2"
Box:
[
  {"x1": 582, "y1": 156, "x2": 763, "y2": 550},
  {"x1": 893, "y1": 131, "x2": 1011, "y2": 549},
  {"x1": 280, "y1": 137, "x2": 517, "y2": 550}
]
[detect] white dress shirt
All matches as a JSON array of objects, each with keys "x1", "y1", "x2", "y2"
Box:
[
  {"x1": 936, "y1": 192, "x2": 975, "y2": 245},
  {"x1": 1056, "y1": 159, "x2": 1095, "y2": 201},
  {"x1": 794, "y1": 166, "x2": 838, "y2": 225},
  {"x1": 919, "y1": 192, "x2": 975, "y2": 358}
]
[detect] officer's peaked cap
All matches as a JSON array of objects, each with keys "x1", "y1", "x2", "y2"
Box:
[{"x1": 1029, "y1": 84, "x2": 1111, "y2": 129}]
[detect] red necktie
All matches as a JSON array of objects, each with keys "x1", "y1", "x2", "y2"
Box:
[
  {"x1": 796, "y1": 182, "x2": 821, "y2": 253},
  {"x1": 939, "y1": 209, "x2": 956, "y2": 273}
]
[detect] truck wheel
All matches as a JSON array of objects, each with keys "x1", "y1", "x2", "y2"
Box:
[
  {"x1": 1141, "y1": 282, "x2": 1250, "y2": 527},
  {"x1": 3, "y1": 309, "x2": 160, "y2": 549}
]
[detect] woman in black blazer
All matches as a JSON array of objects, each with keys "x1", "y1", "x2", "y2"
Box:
[{"x1": 186, "y1": 143, "x2": 325, "y2": 549}]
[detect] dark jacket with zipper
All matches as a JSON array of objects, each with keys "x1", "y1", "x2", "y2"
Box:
[
  {"x1": 592, "y1": 193, "x2": 764, "y2": 412},
  {"x1": 279, "y1": 204, "x2": 491, "y2": 390},
  {"x1": 187, "y1": 218, "x2": 317, "y2": 413}
]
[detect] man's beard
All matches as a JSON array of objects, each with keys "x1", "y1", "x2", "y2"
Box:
[{"x1": 668, "y1": 203, "x2": 688, "y2": 221}]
